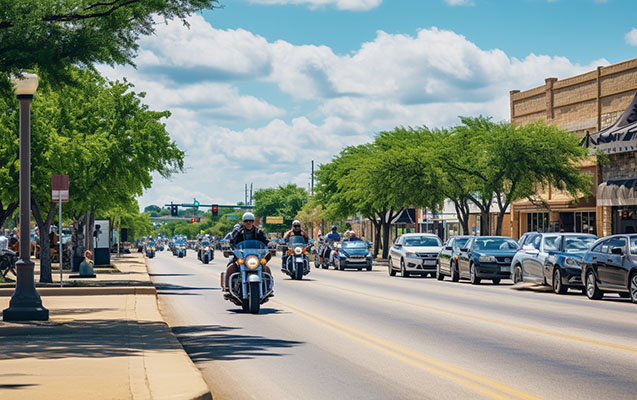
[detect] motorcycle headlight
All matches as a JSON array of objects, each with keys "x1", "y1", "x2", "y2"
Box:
[
  {"x1": 294, "y1": 247, "x2": 303, "y2": 255},
  {"x1": 564, "y1": 257, "x2": 582, "y2": 268},
  {"x1": 246, "y1": 255, "x2": 259, "y2": 269},
  {"x1": 204, "y1": 247, "x2": 209, "y2": 251},
  {"x1": 478, "y1": 255, "x2": 496, "y2": 263}
]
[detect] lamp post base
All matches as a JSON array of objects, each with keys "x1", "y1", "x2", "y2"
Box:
[{"x1": 2, "y1": 260, "x2": 49, "y2": 321}]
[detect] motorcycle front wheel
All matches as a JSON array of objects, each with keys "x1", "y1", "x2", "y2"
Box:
[{"x1": 248, "y1": 281, "x2": 260, "y2": 314}]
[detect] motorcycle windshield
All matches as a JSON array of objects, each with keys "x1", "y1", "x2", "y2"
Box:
[
  {"x1": 201, "y1": 241, "x2": 210, "y2": 247},
  {"x1": 288, "y1": 236, "x2": 307, "y2": 247},
  {"x1": 234, "y1": 240, "x2": 269, "y2": 259}
]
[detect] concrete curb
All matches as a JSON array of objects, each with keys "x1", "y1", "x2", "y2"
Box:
[{"x1": 0, "y1": 286, "x2": 157, "y2": 297}]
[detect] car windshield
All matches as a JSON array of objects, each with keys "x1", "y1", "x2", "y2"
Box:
[
  {"x1": 404, "y1": 236, "x2": 441, "y2": 247},
  {"x1": 343, "y1": 241, "x2": 367, "y2": 249},
  {"x1": 473, "y1": 238, "x2": 517, "y2": 250},
  {"x1": 631, "y1": 238, "x2": 637, "y2": 255},
  {"x1": 455, "y1": 238, "x2": 469, "y2": 249},
  {"x1": 564, "y1": 236, "x2": 597, "y2": 252}
]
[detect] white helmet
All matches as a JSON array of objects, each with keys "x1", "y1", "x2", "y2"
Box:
[
  {"x1": 242, "y1": 212, "x2": 255, "y2": 222},
  {"x1": 292, "y1": 220, "x2": 301, "y2": 227}
]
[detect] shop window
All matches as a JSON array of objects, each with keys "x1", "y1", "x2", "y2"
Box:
[
  {"x1": 573, "y1": 212, "x2": 596, "y2": 234},
  {"x1": 527, "y1": 212, "x2": 549, "y2": 233}
]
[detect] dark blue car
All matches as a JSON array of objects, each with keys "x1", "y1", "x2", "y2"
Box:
[
  {"x1": 458, "y1": 236, "x2": 518, "y2": 284},
  {"x1": 542, "y1": 234, "x2": 597, "y2": 294},
  {"x1": 334, "y1": 240, "x2": 373, "y2": 271}
]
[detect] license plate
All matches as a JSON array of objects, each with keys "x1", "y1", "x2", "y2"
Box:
[
  {"x1": 423, "y1": 260, "x2": 436, "y2": 266},
  {"x1": 500, "y1": 266, "x2": 510, "y2": 272},
  {"x1": 296, "y1": 257, "x2": 304, "y2": 262}
]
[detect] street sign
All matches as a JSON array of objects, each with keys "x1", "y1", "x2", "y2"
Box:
[
  {"x1": 51, "y1": 174, "x2": 69, "y2": 202},
  {"x1": 266, "y1": 216, "x2": 283, "y2": 224}
]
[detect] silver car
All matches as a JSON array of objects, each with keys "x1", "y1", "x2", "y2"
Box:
[{"x1": 388, "y1": 233, "x2": 443, "y2": 278}]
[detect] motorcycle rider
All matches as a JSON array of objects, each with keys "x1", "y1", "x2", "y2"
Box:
[
  {"x1": 320, "y1": 225, "x2": 341, "y2": 265},
  {"x1": 282, "y1": 220, "x2": 309, "y2": 270},
  {"x1": 222, "y1": 213, "x2": 271, "y2": 294}
]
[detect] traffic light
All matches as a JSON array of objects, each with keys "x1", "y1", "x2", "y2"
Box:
[
  {"x1": 193, "y1": 199, "x2": 200, "y2": 209},
  {"x1": 190, "y1": 217, "x2": 200, "y2": 223},
  {"x1": 170, "y1": 205, "x2": 178, "y2": 216},
  {"x1": 212, "y1": 204, "x2": 219, "y2": 217}
]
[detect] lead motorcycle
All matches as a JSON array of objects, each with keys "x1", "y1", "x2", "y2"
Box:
[
  {"x1": 223, "y1": 240, "x2": 274, "y2": 314},
  {"x1": 198, "y1": 239, "x2": 214, "y2": 264},
  {"x1": 282, "y1": 236, "x2": 310, "y2": 280}
]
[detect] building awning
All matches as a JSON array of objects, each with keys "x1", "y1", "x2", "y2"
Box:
[
  {"x1": 582, "y1": 92, "x2": 637, "y2": 154},
  {"x1": 597, "y1": 178, "x2": 637, "y2": 206}
]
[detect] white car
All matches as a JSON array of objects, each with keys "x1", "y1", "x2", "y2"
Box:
[{"x1": 388, "y1": 233, "x2": 443, "y2": 277}]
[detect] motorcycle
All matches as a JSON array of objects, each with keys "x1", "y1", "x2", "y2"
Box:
[
  {"x1": 314, "y1": 239, "x2": 338, "y2": 269},
  {"x1": 282, "y1": 236, "x2": 310, "y2": 280},
  {"x1": 174, "y1": 240, "x2": 187, "y2": 258},
  {"x1": 145, "y1": 242, "x2": 156, "y2": 258},
  {"x1": 198, "y1": 240, "x2": 214, "y2": 264},
  {"x1": 222, "y1": 240, "x2": 274, "y2": 314}
]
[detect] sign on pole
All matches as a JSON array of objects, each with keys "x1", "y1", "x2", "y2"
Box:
[
  {"x1": 266, "y1": 216, "x2": 284, "y2": 224},
  {"x1": 51, "y1": 174, "x2": 69, "y2": 202}
]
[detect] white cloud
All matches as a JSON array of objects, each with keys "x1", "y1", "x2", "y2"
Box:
[
  {"x1": 626, "y1": 28, "x2": 637, "y2": 47},
  {"x1": 445, "y1": 0, "x2": 474, "y2": 6},
  {"x1": 245, "y1": 0, "x2": 382, "y2": 11},
  {"x1": 98, "y1": 15, "x2": 608, "y2": 208}
]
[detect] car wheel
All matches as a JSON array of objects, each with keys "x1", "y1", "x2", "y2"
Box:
[
  {"x1": 401, "y1": 259, "x2": 410, "y2": 278},
  {"x1": 492, "y1": 279, "x2": 500, "y2": 285},
  {"x1": 436, "y1": 261, "x2": 444, "y2": 281},
  {"x1": 585, "y1": 270, "x2": 603, "y2": 300},
  {"x1": 388, "y1": 257, "x2": 396, "y2": 276},
  {"x1": 630, "y1": 273, "x2": 637, "y2": 304},
  {"x1": 470, "y1": 263, "x2": 480, "y2": 285},
  {"x1": 513, "y1": 265, "x2": 523, "y2": 284},
  {"x1": 451, "y1": 261, "x2": 459, "y2": 282},
  {"x1": 553, "y1": 268, "x2": 567, "y2": 295}
]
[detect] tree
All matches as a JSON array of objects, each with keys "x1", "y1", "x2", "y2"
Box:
[
  {"x1": 253, "y1": 185, "x2": 308, "y2": 233},
  {"x1": 0, "y1": 0, "x2": 220, "y2": 78},
  {"x1": 24, "y1": 67, "x2": 183, "y2": 282},
  {"x1": 0, "y1": 82, "x2": 19, "y2": 228},
  {"x1": 144, "y1": 205, "x2": 161, "y2": 214}
]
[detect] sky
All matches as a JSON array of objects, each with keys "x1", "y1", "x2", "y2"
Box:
[{"x1": 98, "y1": 0, "x2": 637, "y2": 211}]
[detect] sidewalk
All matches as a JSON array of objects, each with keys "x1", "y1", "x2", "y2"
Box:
[{"x1": 0, "y1": 253, "x2": 212, "y2": 400}]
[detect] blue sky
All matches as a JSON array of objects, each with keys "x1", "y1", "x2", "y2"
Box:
[{"x1": 99, "y1": 0, "x2": 637, "y2": 210}]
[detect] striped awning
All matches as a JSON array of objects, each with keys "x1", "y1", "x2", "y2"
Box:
[{"x1": 597, "y1": 178, "x2": 637, "y2": 206}]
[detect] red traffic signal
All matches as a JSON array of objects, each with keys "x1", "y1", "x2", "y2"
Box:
[
  {"x1": 190, "y1": 217, "x2": 195, "y2": 223},
  {"x1": 212, "y1": 204, "x2": 219, "y2": 217}
]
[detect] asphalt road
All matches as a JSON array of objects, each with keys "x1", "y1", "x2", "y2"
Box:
[{"x1": 147, "y1": 250, "x2": 637, "y2": 400}]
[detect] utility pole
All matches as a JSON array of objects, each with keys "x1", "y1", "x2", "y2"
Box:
[
  {"x1": 311, "y1": 160, "x2": 314, "y2": 196},
  {"x1": 250, "y1": 183, "x2": 253, "y2": 205},
  {"x1": 244, "y1": 184, "x2": 248, "y2": 205}
]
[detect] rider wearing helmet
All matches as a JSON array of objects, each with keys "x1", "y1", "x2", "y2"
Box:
[
  {"x1": 282, "y1": 220, "x2": 309, "y2": 270},
  {"x1": 223, "y1": 213, "x2": 271, "y2": 294},
  {"x1": 320, "y1": 225, "x2": 341, "y2": 264}
]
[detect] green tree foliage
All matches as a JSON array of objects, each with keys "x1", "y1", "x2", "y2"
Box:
[
  {"x1": 253, "y1": 184, "x2": 308, "y2": 233},
  {"x1": 16, "y1": 67, "x2": 184, "y2": 282},
  {"x1": 0, "y1": 0, "x2": 220, "y2": 78},
  {"x1": 144, "y1": 205, "x2": 161, "y2": 215},
  {"x1": 316, "y1": 119, "x2": 592, "y2": 256}
]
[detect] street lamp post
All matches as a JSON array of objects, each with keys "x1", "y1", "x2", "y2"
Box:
[{"x1": 3, "y1": 73, "x2": 49, "y2": 321}]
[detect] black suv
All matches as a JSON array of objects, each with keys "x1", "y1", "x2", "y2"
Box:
[{"x1": 581, "y1": 234, "x2": 637, "y2": 303}]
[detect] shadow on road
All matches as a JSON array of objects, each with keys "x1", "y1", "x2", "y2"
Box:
[
  {"x1": 171, "y1": 324, "x2": 303, "y2": 362},
  {"x1": 154, "y1": 282, "x2": 219, "y2": 296},
  {"x1": 149, "y1": 273, "x2": 194, "y2": 277}
]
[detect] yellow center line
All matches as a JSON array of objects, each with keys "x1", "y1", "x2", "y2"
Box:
[
  {"x1": 274, "y1": 299, "x2": 541, "y2": 400},
  {"x1": 316, "y1": 281, "x2": 637, "y2": 355}
]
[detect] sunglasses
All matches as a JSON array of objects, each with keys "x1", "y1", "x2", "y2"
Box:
[
  {"x1": 244, "y1": 220, "x2": 254, "y2": 223},
  {"x1": 293, "y1": 225, "x2": 301, "y2": 228}
]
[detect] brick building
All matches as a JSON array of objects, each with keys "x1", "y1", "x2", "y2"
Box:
[{"x1": 509, "y1": 58, "x2": 637, "y2": 239}]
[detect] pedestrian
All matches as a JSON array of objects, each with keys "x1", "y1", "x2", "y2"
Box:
[{"x1": 78, "y1": 250, "x2": 96, "y2": 277}]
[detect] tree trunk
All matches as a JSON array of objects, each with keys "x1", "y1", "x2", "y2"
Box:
[
  {"x1": 381, "y1": 220, "x2": 391, "y2": 259},
  {"x1": 453, "y1": 199, "x2": 470, "y2": 235},
  {"x1": 371, "y1": 219, "x2": 381, "y2": 258},
  {"x1": 480, "y1": 209, "x2": 490, "y2": 236},
  {"x1": 32, "y1": 199, "x2": 56, "y2": 283},
  {"x1": 0, "y1": 201, "x2": 18, "y2": 230}
]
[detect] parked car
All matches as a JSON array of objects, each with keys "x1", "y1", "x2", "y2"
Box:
[
  {"x1": 511, "y1": 232, "x2": 597, "y2": 285},
  {"x1": 334, "y1": 240, "x2": 373, "y2": 271},
  {"x1": 542, "y1": 233, "x2": 598, "y2": 294},
  {"x1": 581, "y1": 234, "x2": 637, "y2": 303},
  {"x1": 436, "y1": 236, "x2": 472, "y2": 281},
  {"x1": 388, "y1": 233, "x2": 443, "y2": 277},
  {"x1": 457, "y1": 236, "x2": 518, "y2": 284}
]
